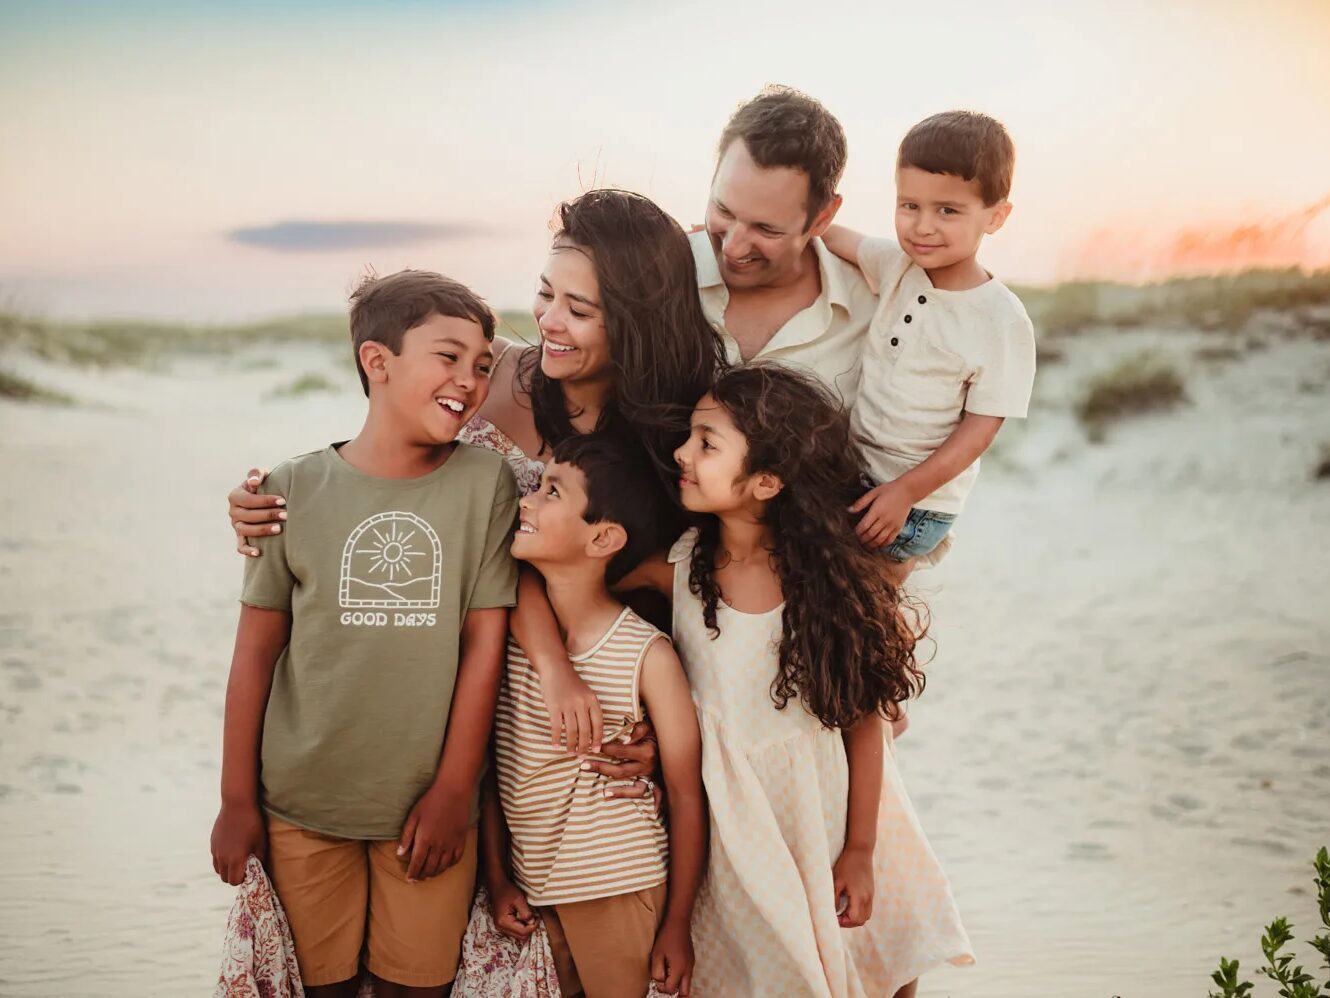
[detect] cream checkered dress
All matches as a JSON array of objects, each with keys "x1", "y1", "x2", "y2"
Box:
[{"x1": 669, "y1": 530, "x2": 974, "y2": 995}]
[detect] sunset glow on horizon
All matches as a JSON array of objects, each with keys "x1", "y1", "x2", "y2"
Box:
[{"x1": 2, "y1": 0, "x2": 1328, "y2": 321}]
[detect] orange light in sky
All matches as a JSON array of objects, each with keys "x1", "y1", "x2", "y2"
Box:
[{"x1": 1066, "y1": 195, "x2": 1330, "y2": 282}]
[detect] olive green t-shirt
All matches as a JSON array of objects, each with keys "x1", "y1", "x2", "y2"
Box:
[{"x1": 240, "y1": 442, "x2": 519, "y2": 839}]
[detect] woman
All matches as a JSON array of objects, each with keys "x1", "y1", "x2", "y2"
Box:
[{"x1": 228, "y1": 187, "x2": 726, "y2": 752}]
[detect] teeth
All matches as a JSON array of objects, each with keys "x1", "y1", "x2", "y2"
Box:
[
  {"x1": 517, "y1": 523, "x2": 536, "y2": 534},
  {"x1": 437, "y1": 399, "x2": 464, "y2": 413},
  {"x1": 544, "y1": 342, "x2": 576, "y2": 354}
]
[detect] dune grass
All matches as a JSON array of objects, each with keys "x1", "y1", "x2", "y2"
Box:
[
  {"x1": 1016, "y1": 267, "x2": 1330, "y2": 337},
  {"x1": 267, "y1": 372, "x2": 340, "y2": 399},
  {"x1": 1076, "y1": 352, "x2": 1187, "y2": 440},
  {"x1": 0, "y1": 368, "x2": 75, "y2": 405},
  {"x1": 1315, "y1": 445, "x2": 1330, "y2": 482},
  {"x1": 0, "y1": 308, "x2": 541, "y2": 369}
]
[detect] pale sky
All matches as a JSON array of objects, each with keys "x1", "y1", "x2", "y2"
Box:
[{"x1": 2, "y1": 0, "x2": 1328, "y2": 320}]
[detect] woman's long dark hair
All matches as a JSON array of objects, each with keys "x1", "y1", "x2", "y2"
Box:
[
  {"x1": 687, "y1": 364, "x2": 927, "y2": 729},
  {"x1": 518, "y1": 189, "x2": 727, "y2": 541}
]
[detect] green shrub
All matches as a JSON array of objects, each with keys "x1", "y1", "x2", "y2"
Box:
[
  {"x1": 0, "y1": 368, "x2": 75, "y2": 405},
  {"x1": 267, "y1": 372, "x2": 339, "y2": 399},
  {"x1": 1075, "y1": 353, "x2": 1187, "y2": 438},
  {"x1": 1209, "y1": 847, "x2": 1330, "y2": 997}
]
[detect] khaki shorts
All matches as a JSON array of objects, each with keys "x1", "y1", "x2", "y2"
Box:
[
  {"x1": 265, "y1": 815, "x2": 477, "y2": 987},
  {"x1": 539, "y1": 882, "x2": 668, "y2": 998}
]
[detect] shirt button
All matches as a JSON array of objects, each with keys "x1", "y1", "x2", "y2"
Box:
[
  {"x1": 904, "y1": 314, "x2": 913, "y2": 323},
  {"x1": 918, "y1": 295, "x2": 927, "y2": 304},
  {"x1": 890, "y1": 337, "x2": 899, "y2": 346}
]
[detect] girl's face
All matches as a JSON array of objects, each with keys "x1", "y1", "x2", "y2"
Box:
[
  {"x1": 532, "y1": 242, "x2": 612, "y2": 384},
  {"x1": 673, "y1": 394, "x2": 752, "y2": 513}
]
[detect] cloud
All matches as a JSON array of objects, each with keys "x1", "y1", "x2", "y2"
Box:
[{"x1": 227, "y1": 220, "x2": 487, "y2": 252}]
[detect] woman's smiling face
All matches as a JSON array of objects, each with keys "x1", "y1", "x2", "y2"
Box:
[{"x1": 532, "y1": 240, "x2": 612, "y2": 384}]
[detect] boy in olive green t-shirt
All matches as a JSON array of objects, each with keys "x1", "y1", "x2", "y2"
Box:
[{"x1": 209, "y1": 271, "x2": 518, "y2": 996}]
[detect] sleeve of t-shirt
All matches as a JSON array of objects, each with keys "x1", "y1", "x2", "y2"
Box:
[
  {"x1": 964, "y1": 304, "x2": 1038, "y2": 419},
  {"x1": 239, "y1": 463, "x2": 297, "y2": 612},
  {"x1": 468, "y1": 462, "x2": 519, "y2": 610},
  {"x1": 856, "y1": 237, "x2": 911, "y2": 296}
]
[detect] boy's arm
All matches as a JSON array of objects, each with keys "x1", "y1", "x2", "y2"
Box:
[
  {"x1": 851, "y1": 413, "x2": 1003, "y2": 549},
  {"x1": 833, "y1": 711, "x2": 885, "y2": 928},
  {"x1": 479, "y1": 764, "x2": 538, "y2": 940},
  {"x1": 512, "y1": 565, "x2": 606, "y2": 754},
  {"x1": 822, "y1": 224, "x2": 867, "y2": 267},
  {"x1": 211, "y1": 604, "x2": 290, "y2": 885},
  {"x1": 399, "y1": 605, "x2": 508, "y2": 882},
  {"x1": 638, "y1": 639, "x2": 707, "y2": 996}
]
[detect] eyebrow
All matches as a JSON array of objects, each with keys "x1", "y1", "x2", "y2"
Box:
[{"x1": 539, "y1": 274, "x2": 601, "y2": 310}]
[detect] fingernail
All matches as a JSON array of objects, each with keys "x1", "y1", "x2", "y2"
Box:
[
  {"x1": 396, "y1": 846, "x2": 405, "y2": 856},
  {"x1": 603, "y1": 791, "x2": 612, "y2": 798},
  {"x1": 591, "y1": 744, "x2": 601, "y2": 753},
  {"x1": 277, "y1": 511, "x2": 287, "y2": 520},
  {"x1": 275, "y1": 498, "x2": 286, "y2": 506},
  {"x1": 271, "y1": 524, "x2": 282, "y2": 534},
  {"x1": 247, "y1": 477, "x2": 260, "y2": 485},
  {"x1": 580, "y1": 761, "x2": 593, "y2": 770},
  {"x1": 619, "y1": 735, "x2": 631, "y2": 744}
]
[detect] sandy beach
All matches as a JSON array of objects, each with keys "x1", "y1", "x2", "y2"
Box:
[{"x1": 1, "y1": 315, "x2": 1327, "y2": 996}]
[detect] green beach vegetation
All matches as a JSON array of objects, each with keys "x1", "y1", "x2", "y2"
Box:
[{"x1": 1074, "y1": 351, "x2": 1188, "y2": 441}]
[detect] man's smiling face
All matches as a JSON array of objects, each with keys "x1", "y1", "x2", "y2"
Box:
[{"x1": 704, "y1": 139, "x2": 818, "y2": 290}]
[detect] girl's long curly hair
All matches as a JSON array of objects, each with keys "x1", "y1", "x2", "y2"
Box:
[
  {"x1": 687, "y1": 364, "x2": 927, "y2": 728},
  {"x1": 518, "y1": 189, "x2": 727, "y2": 544}
]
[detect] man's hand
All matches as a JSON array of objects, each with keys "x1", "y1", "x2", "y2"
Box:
[
  {"x1": 487, "y1": 879, "x2": 538, "y2": 942},
  {"x1": 538, "y1": 666, "x2": 604, "y2": 755},
  {"x1": 229, "y1": 468, "x2": 287, "y2": 557},
  {"x1": 650, "y1": 917, "x2": 695, "y2": 995},
  {"x1": 210, "y1": 801, "x2": 267, "y2": 886},
  {"x1": 397, "y1": 786, "x2": 469, "y2": 882},
  {"x1": 849, "y1": 480, "x2": 915, "y2": 550},
  {"x1": 832, "y1": 844, "x2": 875, "y2": 928},
  {"x1": 580, "y1": 721, "x2": 662, "y2": 804}
]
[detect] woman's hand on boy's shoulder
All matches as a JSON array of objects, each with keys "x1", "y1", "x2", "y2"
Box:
[
  {"x1": 230, "y1": 467, "x2": 287, "y2": 557},
  {"x1": 651, "y1": 916, "x2": 695, "y2": 995},
  {"x1": 210, "y1": 800, "x2": 267, "y2": 886}
]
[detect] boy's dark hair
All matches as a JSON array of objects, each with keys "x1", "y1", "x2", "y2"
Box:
[
  {"x1": 897, "y1": 110, "x2": 1015, "y2": 206},
  {"x1": 550, "y1": 432, "x2": 663, "y2": 586},
  {"x1": 718, "y1": 85, "x2": 847, "y2": 230},
  {"x1": 348, "y1": 269, "x2": 495, "y2": 396}
]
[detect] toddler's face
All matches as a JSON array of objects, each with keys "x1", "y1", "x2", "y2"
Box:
[
  {"x1": 673, "y1": 395, "x2": 752, "y2": 514},
  {"x1": 894, "y1": 166, "x2": 1009, "y2": 272}
]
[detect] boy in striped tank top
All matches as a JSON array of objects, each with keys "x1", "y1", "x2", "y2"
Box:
[{"x1": 482, "y1": 434, "x2": 707, "y2": 997}]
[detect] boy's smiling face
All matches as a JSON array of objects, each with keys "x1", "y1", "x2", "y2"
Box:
[
  {"x1": 364, "y1": 313, "x2": 493, "y2": 445},
  {"x1": 894, "y1": 165, "x2": 1011, "y2": 274},
  {"x1": 512, "y1": 460, "x2": 626, "y2": 576}
]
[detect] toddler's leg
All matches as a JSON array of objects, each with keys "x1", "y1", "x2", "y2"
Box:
[
  {"x1": 265, "y1": 816, "x2": 368, "y2": 993},
  {"x1": 363, "y1": 827, "x2": 478, "y2": 995}
]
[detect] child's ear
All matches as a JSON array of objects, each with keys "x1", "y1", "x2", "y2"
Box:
[
  {"x1": 752, "y1": 471, "x2": 784, "y2": 502},
  {"x1": 586, "y1": 522, "x2": 628, "y2": 562},
  {"x1": 359, "y1": 341, "x2": 391, "y2": 387},
  {"x1": 985, "y1": 200, "x2": 1013, "y2": 235}
]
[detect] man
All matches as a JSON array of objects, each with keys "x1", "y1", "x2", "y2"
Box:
[{"x1": 693, "y1": 85, "x2": 877, "y2": 404}]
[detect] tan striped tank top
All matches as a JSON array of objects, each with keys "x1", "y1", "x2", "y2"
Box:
[{"x1": 494, "y1": 606, "x2": 670, "y2": 905}]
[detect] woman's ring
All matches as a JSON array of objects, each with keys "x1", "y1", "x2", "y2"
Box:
[{"x1": 636, "y1": 777, "x2": 655, "y2": 795}]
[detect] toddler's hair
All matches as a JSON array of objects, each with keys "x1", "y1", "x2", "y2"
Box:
[
  {"x1": 348, "y1": 270, "x2": 494, "y2": 397},
  {"x1": 898, "y1": 110, "x2": 1015, "y2": 206},
  {"x1": 688, "y1": 364, "x2": 926, "y2": 728}
]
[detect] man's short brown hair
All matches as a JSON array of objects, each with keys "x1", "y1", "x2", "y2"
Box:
[
  {"x1": 897, "y1": 111, "x2": 1015, "y2": 206},
  {"x1": 348, "y1": 269, "x2": 495, "y2": 396},
  {"x1": 718, "y1": 85, "x2": 847, "y2": 230}
]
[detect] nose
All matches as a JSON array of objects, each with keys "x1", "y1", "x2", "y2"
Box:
[
  {"x1": 721, "y1": 225, "x2": 751, "y2": 260},
  {"x1": 915, "y1": 212, "x2": 937, "y2": 236},
  {"x1": 453, "y1": 365, "x2": 475, "y2": 391},
  {"x1": 518, "y1": 493, "x2": 532, "y2": 513},
  {"x1": 538, "y1": 304, "x2": 564, "y2": 337}
]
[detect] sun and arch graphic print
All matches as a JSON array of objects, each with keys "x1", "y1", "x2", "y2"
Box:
[{"x1": 339, "y1": 512, "x2": 442, "y2": 608}]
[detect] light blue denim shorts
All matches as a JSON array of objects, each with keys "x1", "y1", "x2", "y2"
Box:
[{"x1": 883, "y1": 507, "x2": 957, "y2": 562}]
